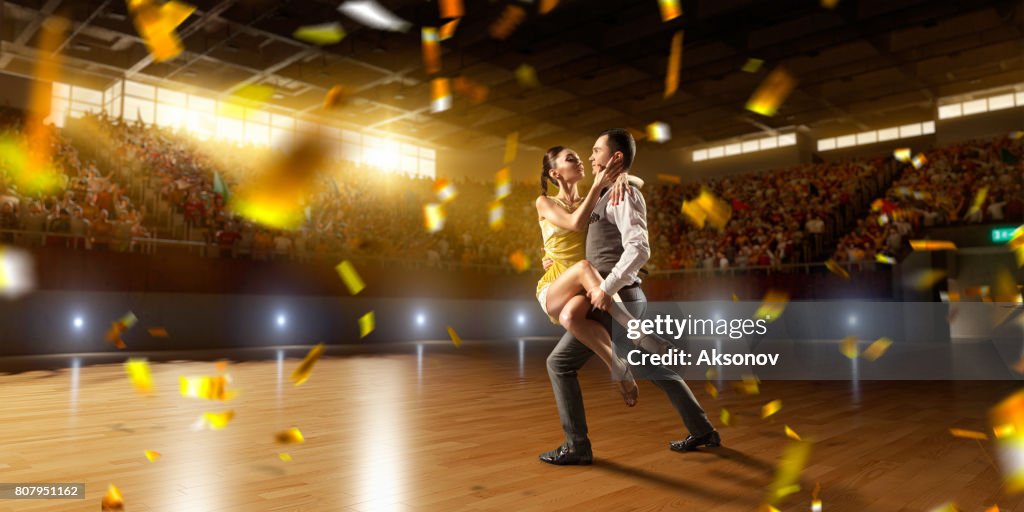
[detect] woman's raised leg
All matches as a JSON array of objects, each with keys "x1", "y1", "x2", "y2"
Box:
[{"x1": 558, "y1": 294, "x2": 637, "y2": 407}]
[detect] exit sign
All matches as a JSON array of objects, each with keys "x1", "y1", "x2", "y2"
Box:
[{"x1": 992, "y1": 227, "x2": 1019, "y2": 243}]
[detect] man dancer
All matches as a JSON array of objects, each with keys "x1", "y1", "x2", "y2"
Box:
[{"x1": 539, "y1": 129, "x2": 720, "y2": 465}]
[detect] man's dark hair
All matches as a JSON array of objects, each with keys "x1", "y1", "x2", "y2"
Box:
[{"x1": 599, "y1": 128, "x2": 637, "y2": 169}]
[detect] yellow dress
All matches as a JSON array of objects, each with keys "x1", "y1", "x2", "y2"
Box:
[{"x1": 536, "y1": 197, "x2": 586, "y2": 324}]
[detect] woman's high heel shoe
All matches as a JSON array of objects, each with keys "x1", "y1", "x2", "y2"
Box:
[{"x1": 614, "y1": 362, "x2": 638, "y2": 407}]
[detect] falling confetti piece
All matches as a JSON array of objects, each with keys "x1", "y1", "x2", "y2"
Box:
[
  {"x1": 893, "y1": 148, "x2": 912, "y2": 162},
  {"x1": 825, "y1": 259, "x2": 850, "y2": 279},
  {"x1": 439, "y1": 0, "x2": 463, "y2": 19},
  {"x1": 338, "y1": 0, "x2": 411, "y2": 32},
  {"x1": 447, "y1": 326, "x2": 462, "y2": 347},
  {"x1": 705, "y1": 368, "x2": 719, "y2": 379},
  {"x1": 292, "y1": 343, "x2": 325, "y2": 386},
  {"x1": 539, "y1": 0, "x2": 559, "y2": 14},
  {"x1": 862, "y1": 337, "x2": 892, "y2": 361},
  {"x1": 911, "y1": 153, "x2": 928, "y2": 169},
  {"x1": 148, "y1": 327, "x2": 169, "y2": 338},
  {"x1": 939, "y1": 291, "x2": 961, "y2": 302},
  {"x1": 681, "y1": 198, "x2": 707, "y2": 228},
  {"x1": 101, "y1": 483, "x2": 124, "y2": 510},
  {"x1": 129, "y1": 0, "x2": 194, "y2": 62},
  {"x1": 453, "y1": 76, "x2": 489, "y2": 104},
  {"x1": 742, "y1": 58, "x2": 763, "y2": 73},
  {"x1": 647, "y1": 122, "x2": 672, "y2": 143},
  {"x1": 929, "y1": 503, "x2": 961, "y2": 512},
  {"x1": 279, "y1": 453, "x2": 292, "y2": 462},
  {"x1": 839, "y1": 336, "x2": 859, "y2": 359},
  {"x1": 984, "y1": 506, "x2": 1000, "y2": 512},
  {"x1": 228, "y1": 135, "x2": 330, "y2": 228},
  {"x1": 106, "y1": 312, "x2": 138, "y2": 349},
  {"x1": 990, "y1": 389, "x2": 1024, "y2": 492},
  {"x1": 720, "y1": 407, "x2": 732, "y2": 426},
  {"x1": 180, "y1": 375, "x2": 236, "y2": 401},
  {"x1": 812, "y1": 499, "x2": 823, "y2": 512},
  {"x1": 908, "y1": 269, "x2": 947, "y2": 290},
  {"x1": 745, "y1": 66, "x2": 796, "y2": 117},
  {"x1": 784, "y1": 425, "x2": 801, "y2": 441},
  {"x1": 195, "y1": 411, "x2": 235, "y2": 430},
  {"x1": 949, "y1": 428, "x2": 988, "y2": 440},
  {"x1": 215, "y1": 360, "x2": 229, "y2": 373},
  {"x1": 504, "y1": 132, "x2": 518, "y2": 164},
  {"x1": 695, "y1": 188, "x2": 731, "y2": 230},
  {"x1": 489, "y1": 4, "x2": 525, "y2": 39},
  {"x1": 359, "y1": 311, "x2": 375, "y2": 338},
  {"x1": 705, "y1": 381, "x2": 718, "y2": 399},
  {"x1": 734, "y1": 374, "x2": 761, "y2": 395},
  {"x1": 754, "y1": 290, "x2": 789, "y2": 323},
  {"x1": 489, "y1": 200, "x2": 504, "y2": 231},
  {"x1": 434, "y1": 178, "x2": 458, "y2": 203},
  {"x1": 495, "y1": 167, "x2": 512, "y2": 199},
  {"x1": 323, "y1": 85, "x2": 352, "y2": 110},
  {"x1": 508, "y1": 250, "x2": 531, "y2": 272},
  {"x1": 0, "y1": 245, "x2": 35, "y2": 298},
  {"x1": 758, "y1": 506, "x2": 780, "y2": 512},
  {"x1": 657, "y1": 173, "x2": 682, "y2": 184},
  {"x1": 762, "y1": 399, "x2": 782, "y2": 419},
  {"x1": 765, "y1": 441, "x2": 812, "y2": 505},
  {"x1": 293, "y1": 22, "x2": 346, "y2": 45},
  {"x1": 439, "y1": 18, "x2": 459, "y2": 40},
  {"x1": 144, "y1": 450, "x2": 161, "y2": 462},
  {"x1": 968, "y1": 187, "x2": 989, "y2": 217},
  {"x1": 658, "y1": 0, "x2": 682, "y2": 21},
  {"x1": 731, "y1": 292, "x2": 740, "y2": 302},
  {"x1": 423, "y1": 202, "x2": 446, "y2": 233},
  {"x1": 421, "y1": 27, "x2": 441, "y2": 74},
  {"x1": 876, "y1": 254, "x2": 895, "y2": 265},
  {"x1": 664, "y1": 31, "x2": 683, "y2": 98},
  {"x1": 431, "y1": 78, "x2": 452, "y2": 113},
  {"x1": 515, "y1": 64, "x2": 539, "y2": 88},
  {"x1": 275, "y1": 427, "x2": 305, "y2": 444},
  {"x1": 126, "y1": 359, "x2": 154, "y2": 395},
  {"x1": 335, "y1": 260, "x2": 366, "y2": 295}
]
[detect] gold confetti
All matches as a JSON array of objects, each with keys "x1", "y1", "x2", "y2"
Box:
[
  {"x1": 275, "y1": 427, "x2": 305, "y2": 444},
  {"x1": 439, "y1": 0, "x2": 463, "y2": 19},
  {"x1": 658, "y1": 0, "x2": 682, "y2": 21},
  {"x1": 359, "y1": 311, "x2": 375, "y2": 338},
  {"x1": 754, "y1": 290, "x2": 789, "y2": 322},
  {"x1": 495, "y1": 167, "x2": 512, "y2": 199},
  {"x1": 539, "y1": 0, "x2": 559, "y2": 14},
  {"x1": 17, "y1": 16, "x2": 65, "y2": 195},
  {"x1": 423, "y1": 203, "x2": 446, "y2": 233},
  {"x1": 447, "y1": 326, "x2": 462, "y2": 347},
  {"x1": 214, "y1": 360, "x2": 229, "y2": 373},
  {"x1": 949, "y1": 428, "x2": 988, "y2": 441},
  {"x1": 825, "y1": 258, "x2": 850, "y2": 279},
  {"x1": 129, "y1": 0, "x2": 194, "y2": 62},
  {"x1": 731, "y1": 292, "x2": 740, "y2": 302},
  {"x1": 695, "y1": 188, "x2": 731, "y2": 230},
  {"x1": 439, "y1": 18, "x2": 459, "y2": 40},
  {"x1": 293, "y1": 22, "x2": 346, "y2": 45},
  {"x1": 228, "y1": 135, "x2": 330, "y2": 228},
  {"x1": 421, "y1": 27, "x2": 441, "y2": 74},
  {"x1": 509, "y1": 250, "x2": 531, "y2": 272},
  {"x1": 762, "y1": 399, "x2": 782, "y2": 419},
  {"x1": 909, "y1": 269, "x2": 947, "y2": 290},
  {"x1": 453, "y1": 76, "x2": 489, "y2": 104},
  {"x1": 221, "y1": 84, "x2": 275, "y2": 117},
  {"x1": 664, "y1": 31, "x2": 683, "y2": 98},
  {"x1": 433, "y1": 178, "x2": 458, "y2": 203},
  {"x1": 180, "y1": 375, "x2": 236, "y2": 401},
  {"x1": 758, "y1": 506, "x2": 780, "y2": 512},
  {"x1": 745, "y1": 66, "x2": 797, "y2": 117},
  {"x1": 335, "y1": 260, "x2": 365, "y2": 295},
  {"x1": 929, "y1": 503, "x2": 961, "y2": 512},
  {"x1": 720, "y1": 407, "x2": 732, "y2": 426},
  {"x1": 990, "y1": 389, "x2": 1024, "y2": 492},
  {"x1": 984, "y1": 506, "x2": 999, "y2": 512},
  {"x1": 876, "y1": 254, "x2": 895, "y2": 265},
  {"x1": 647, "y1": 122, "x2": 672, "y2": 143},
  {"x1": 911, "y1": 153, "x2": 928, "y2": 169},
  {"x1": 504, "y1": 132, "x2": 518, "y2": 164},
  {"x1": 279, "y1": 453, "x2": 292, "y2": 462},
  {"x1": 148, "y1": 327, "x2": 169, "y2": 338},
  {"x1": 705, "y1": 368, "x2": 719, "y2": 380},
  {"x1": 839, "y1": 336, "x2": 859, "y2": 359},
  {"x1": 101, "y1": 483, "x2": 124, "y2": 511},
  {"x1": 515, "y1": 64, "x2": 539, "y2": 88},
  {"x1": 705, "y1": 381, "x2": 718, "y2": 399},
  {"x1": 657, "y1": 173, "x2": 682, "y2": 184},
  {"x1": 784, "y1": 425, "x2": 801, "y2": 441},
  {"x1": 862, "y1": 337, "x2": 892, "y2": 361},
  {"x1": 489, "y1": 200, "x2": 504, "y2": 231},
  {"x1": 681, "y1": 199, "x2": 707, "y2": 228},
  {"x1": 292, "y1": 343, "x2": 325, "y2": 386},
  {"x1": 742, "y1": 58, "x2": 763, "y2": 73},
  {"x1": 431, "y1": 78, "x2": 452, "y2": 112},
  {"x1": 195, "y1": 410, "x2": 235, "y2": 430},
  {"x1": 735, "y1": 374, "x2": 760, "y2": 395},
  {"x1": 892, "y1": 147, "x2": 912, "y2": 162},
  {"x1": 812, "y1": 499, "x2": 823, "y2": 512},
  {"x1": 144, "y1": 450, "x2": 161, "y2": 462},
  {"x1": 968, "y1": 187, "x2": 989, "y2": 217},
  {"x1": 106, "y1": 312, "x2": 138, "y2": 350},
  {"x1": 323, "y1": 85, "x2": 352, "y2": 110},
  {"x1": 489, "y1": 4, "x2": 525, "y2": 40},
  {"x1": 125, "y1": 359, "x2": 154, "y2": 395},
  {"x1": 765, "y1": 440, "x2": 812, "y2": 505}
]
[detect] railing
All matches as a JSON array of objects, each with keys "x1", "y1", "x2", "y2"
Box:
[{"x1": 646, "y1": 260, "x2": 881, "y2": 278}]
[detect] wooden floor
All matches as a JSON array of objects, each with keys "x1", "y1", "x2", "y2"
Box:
[{"x1": 0, "y1": 340, "x2": 1021, "y2": 512}]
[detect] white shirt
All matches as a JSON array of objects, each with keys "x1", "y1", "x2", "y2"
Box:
[{"x1": 598, "y1": 188, "x2": 651, "y2": 296}]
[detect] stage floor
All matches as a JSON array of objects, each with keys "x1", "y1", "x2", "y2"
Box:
[{"x1": 0, "y1": 339, "x2": 1020, "y2": 511}]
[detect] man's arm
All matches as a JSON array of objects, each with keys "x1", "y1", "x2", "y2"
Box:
[{"x1": 600, "y1": 185, "x2": 651, "y2": 296}]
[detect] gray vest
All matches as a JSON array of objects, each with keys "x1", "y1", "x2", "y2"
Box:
[{"x1": 586, "y1": 187, "x2": 626, "y2": 273}]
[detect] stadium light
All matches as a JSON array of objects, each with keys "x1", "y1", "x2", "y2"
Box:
[
  {"x1": 416, "y1": 313, "x2": 426, "y2": 327},
  {"x1": 73, "y1": 316, "x2": 84, "y2": 329},
  {"x1": 517, "y1": 313, "x2": 526, "y2": 326},
  {"x1": 276, "y1": 313, "x2": 287, "y2": 328},
  {"x1": 848, "y1": 314, "x2": 857, "y2": 326}
]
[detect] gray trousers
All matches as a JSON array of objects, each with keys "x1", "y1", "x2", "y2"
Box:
[{"x1": 545, "y1": 284, "x2": 713, "y2": 447}]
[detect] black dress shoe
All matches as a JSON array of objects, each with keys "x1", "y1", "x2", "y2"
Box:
[
  {"x1": 669, "y1": 430, "x2": 721, "y2": 452},
  {"x1": 539, "y1": 442, "x2": 593, "y2": 465}
]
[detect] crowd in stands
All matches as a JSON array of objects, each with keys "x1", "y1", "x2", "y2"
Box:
[
  {"x1": 832, "y1": 134, "x2": 1023, "y2": 266},
  {"x1": 2, "y1": 108, "x2": 1020, "y2": 275}
]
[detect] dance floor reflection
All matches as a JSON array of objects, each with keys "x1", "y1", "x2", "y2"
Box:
[{"x1": 0, "y1": 339, "x2": 1019, "y2": 511}]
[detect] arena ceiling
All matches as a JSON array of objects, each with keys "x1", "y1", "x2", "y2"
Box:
[{"x1": 0, "y1": 0, "x2": 1022, "y2": 152}]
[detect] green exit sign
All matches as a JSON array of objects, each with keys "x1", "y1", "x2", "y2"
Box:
[{"x1": 992, "y1": 227, "x2": 1019, "y2": 243}]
